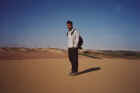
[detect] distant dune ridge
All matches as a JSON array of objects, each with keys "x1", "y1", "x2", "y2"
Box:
[
  {"x1": 79, "y1": 49, "x2": 140, "y2": 59},
  {"x1": 0, "y1": 48, "x2": 66, "y2": 60},
  {"x1": 0, "y1": 48, "x2": 140, "y2": 60}
]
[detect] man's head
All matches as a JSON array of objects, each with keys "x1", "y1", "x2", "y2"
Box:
[{"x1": 66, "y1": 20, "x2": 73, "y2": 31}]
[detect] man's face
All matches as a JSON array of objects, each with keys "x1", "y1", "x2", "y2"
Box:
[{"x1": 67, "y1": 23, "x2": 73, "y2": 31}]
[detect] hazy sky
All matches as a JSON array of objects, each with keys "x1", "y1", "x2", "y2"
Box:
[{"x1": 0, "y1": 0, "x2": 140, "y2": 50}]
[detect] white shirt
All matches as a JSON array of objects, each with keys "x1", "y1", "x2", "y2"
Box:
[{"x1": 67, "y1": 28, "x2": 80, "y2": 48}]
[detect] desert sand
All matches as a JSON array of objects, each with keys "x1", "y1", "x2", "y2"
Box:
[{"x1": 0, "y1": 48, "x2": 139, "y2": 93}]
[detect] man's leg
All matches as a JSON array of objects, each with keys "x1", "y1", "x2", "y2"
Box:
[
  {"x1": 68, "y1": 48, "x2": 74, "y2": 72},
  {"x1": 68, "y1": 48, "x2": 78, "y2": 73},
  {"x1": 73, "y1": 48, "x2": 78, "y2": 72},
  {"x1": 68, "y1": 48, "x2": 72, "y2": 64}
]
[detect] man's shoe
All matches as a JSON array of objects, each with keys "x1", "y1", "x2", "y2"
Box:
[{"x1": 69, "y1": 72, "x2": 79, "y2": 76}]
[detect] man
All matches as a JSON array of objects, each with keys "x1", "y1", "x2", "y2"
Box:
[{"x1": 66, "y1": 20, "x2": 80, "y2": 76}]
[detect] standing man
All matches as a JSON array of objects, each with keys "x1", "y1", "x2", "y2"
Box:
[{"x1": 66, "y1": 20, "x2": 80, "y2": 76}]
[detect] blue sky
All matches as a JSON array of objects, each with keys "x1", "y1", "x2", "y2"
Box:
[{"x1": 0, "y1": 0, "x2": 140, "y2": 50}]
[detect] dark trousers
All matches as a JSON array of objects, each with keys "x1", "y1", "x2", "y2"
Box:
[{"x1": 68, "y1": 48, "x2": 78, "y2": 73}]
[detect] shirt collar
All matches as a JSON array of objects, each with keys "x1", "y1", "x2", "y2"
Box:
[{"x1": 69, "y1": 28, "x2": 74, "y2": 32}]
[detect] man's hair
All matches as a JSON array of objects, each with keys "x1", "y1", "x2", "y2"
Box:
[{"x1": 66, "y1": 20, "x2": 73, "y2": 25}]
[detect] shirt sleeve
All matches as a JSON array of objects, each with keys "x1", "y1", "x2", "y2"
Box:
[{"x1": 73, "y1": 30, "x2": 80, "y2": 48}]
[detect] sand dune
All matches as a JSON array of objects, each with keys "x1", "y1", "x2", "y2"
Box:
[{"x1": 0, "y1": 48, "x2": 139, "y2": 93}]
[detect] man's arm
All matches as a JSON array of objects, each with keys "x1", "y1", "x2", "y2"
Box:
[{"x1": 73, "y1": 30, "x2": 80, "y2": 48}]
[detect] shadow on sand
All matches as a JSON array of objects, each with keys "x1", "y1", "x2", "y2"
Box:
[
  {"x1": 75, "y1": 67, "x2": 101, "y2": 76},
  {"x1": 79, "y1": 54, "x2": 102, "y2": 59}
]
